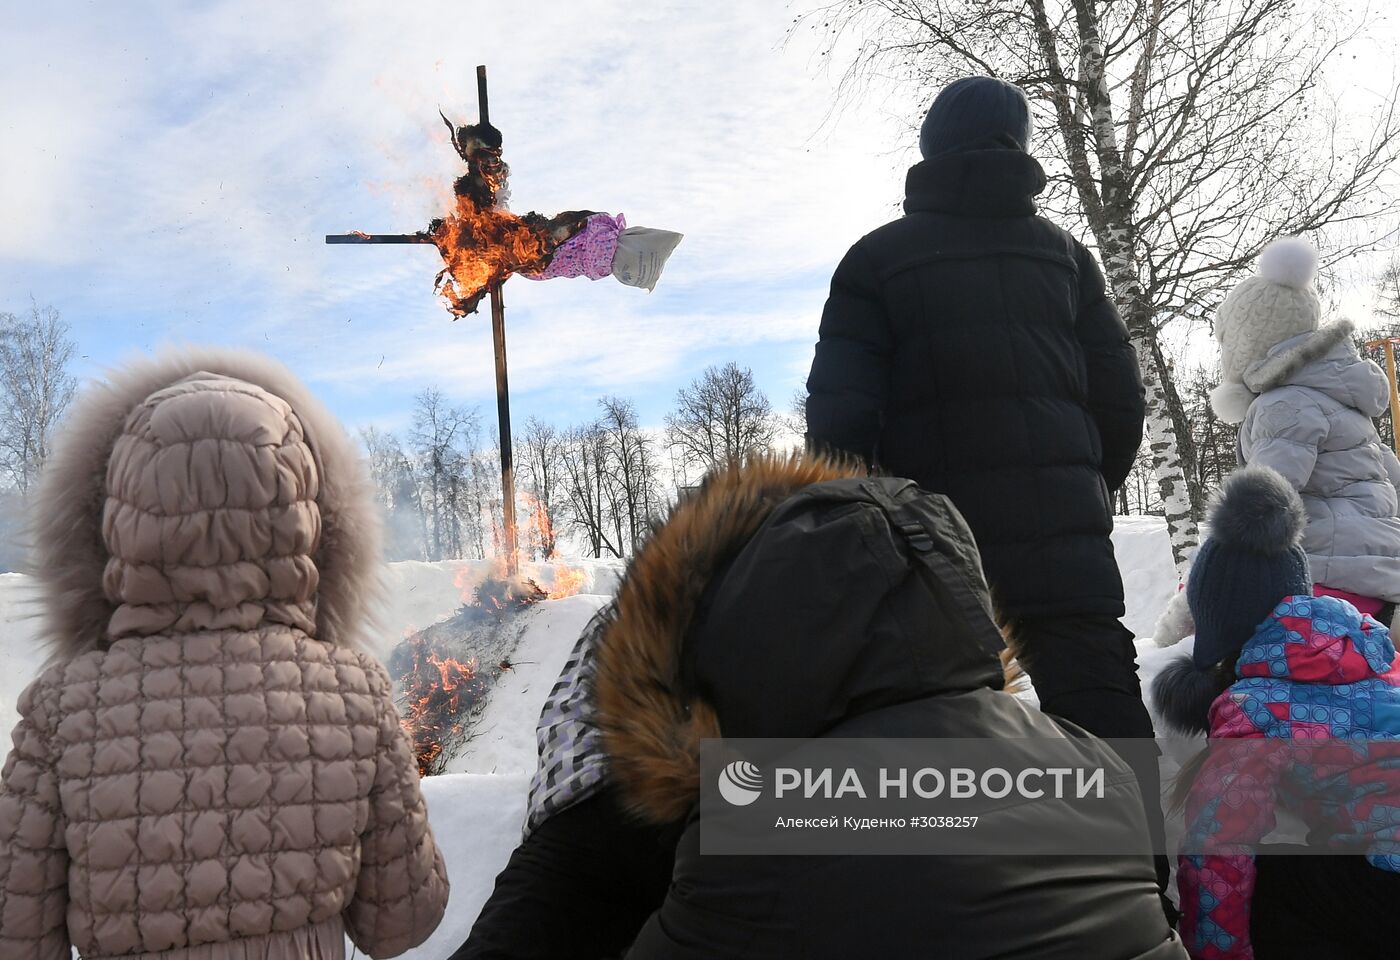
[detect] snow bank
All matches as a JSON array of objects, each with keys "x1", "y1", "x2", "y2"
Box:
[
  {"x1": 0, "y1": 523, "x2": 1187, "y2": 958},
  {"x1": 1113, "y1": 516, "x2": 1178, "y2": 639},
  {"x1": 390, "y1": 774, "x2": 529, "y2": 960}
]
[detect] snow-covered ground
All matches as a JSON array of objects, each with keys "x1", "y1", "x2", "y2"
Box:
[
  {"x1": 1113, "y1": 515, "x2": 1179, "y2": 640},
  {"x1": 0, "y1": 573, "x2": 44, "y2": 734},
  {"x1": 0, "y1": 520, "x2": 1186, "y2": 959}
]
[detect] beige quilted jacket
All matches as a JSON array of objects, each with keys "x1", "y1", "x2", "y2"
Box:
[{"x1": 0, "y1": 351, "x2": 448, "y2": 959}]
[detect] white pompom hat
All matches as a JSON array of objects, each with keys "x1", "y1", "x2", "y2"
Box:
[{"x1": 1211, "y1": 237, "x2": 1322, "y2": 422}]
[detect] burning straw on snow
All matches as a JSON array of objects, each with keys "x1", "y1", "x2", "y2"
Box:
[{"x1": 392, "y1": 561, "x2": 588, "y2": 776}]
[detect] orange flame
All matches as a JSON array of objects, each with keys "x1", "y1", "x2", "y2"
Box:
[
  {"x1": 519, "y1": 492, "x2": 559, "y2": 561},
  {"x1": 547, "y1": 567, "x2": 587, "y2": 600},
  {"x1": 396, "y1": 635, "x2": 483, "y2": 776},
  {"x1": 430, "y1": 190, "x2": 556, "y2": 317}
]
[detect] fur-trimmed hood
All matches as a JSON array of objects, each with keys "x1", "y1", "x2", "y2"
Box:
[
  {"x1": 1211, "y1": 321, "x2": 1365, "y2": 424},
  {"x1": 592, "y1": 454, "x2": 1013, "y2": 823},
  {"x1": 29, "y1": 348, "x2": 383, "y2": 664}
]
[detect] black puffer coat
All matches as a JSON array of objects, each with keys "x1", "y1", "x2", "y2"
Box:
[
  {"x1": 587, "y1": 461, "x2": 1183, "y2": 960},
  {"x1": 806, "y1": 144, "x2": 1145, "y2": 619}
]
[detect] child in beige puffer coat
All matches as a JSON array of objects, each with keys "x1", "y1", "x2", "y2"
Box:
[{"x1": 0, "y1": 349, "x2": 449, "y2": 959}]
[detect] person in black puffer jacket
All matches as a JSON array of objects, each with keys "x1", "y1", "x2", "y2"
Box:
[
  {"x1": 805, "y1": 77, "x2": 1160, "y2": 859},
  {"x1": 457, "y1": 454, "x2": 1184, "y2": 960}
]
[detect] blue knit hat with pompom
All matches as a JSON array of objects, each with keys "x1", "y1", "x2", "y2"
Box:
[
  {"x1": 1152, "y1": 466, "x2": 1312, "y2": 733},
  {"x1": 1187, "y1": 466, "x2": 1312, "y2": 669}
]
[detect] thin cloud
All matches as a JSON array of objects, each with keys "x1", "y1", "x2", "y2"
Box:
[{"x1": 1, "y1": 0, "x2": 904, "y2": 429}]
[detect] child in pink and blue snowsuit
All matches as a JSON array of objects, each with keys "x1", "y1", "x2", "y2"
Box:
[{"x1": 1153, "y1": 465, "x2": 1400, "y2": 960}]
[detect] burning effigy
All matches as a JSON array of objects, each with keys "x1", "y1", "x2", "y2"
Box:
[
  {"x1": 328, "y1": 65, "x2": 659, "y2": 604},
  {"x1": 427, "y1": 116, "x2": 594, "y2": 316},
  {"x1": 329, "y1": 109, "x2": 683, "y2": 318}
]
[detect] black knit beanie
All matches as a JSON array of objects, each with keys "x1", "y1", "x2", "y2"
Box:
[{"x1": 919, "y1": 77, "x2": 1033, "y2": 159}]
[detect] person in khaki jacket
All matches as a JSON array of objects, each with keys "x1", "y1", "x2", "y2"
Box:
[{"x1": 0, "y1": 349, "x2": 449, "y2": 959}]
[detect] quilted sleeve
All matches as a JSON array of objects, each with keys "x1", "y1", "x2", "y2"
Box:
[
  {"x1": 1379, "y1": 441, "x2": 1400, "y2": 500},
  {"x1": 1177, "y1": 741, "x2": 1285, "y2": 960},
  {"x1": 344, "y1": 664, "x2": 450, "y2": 958},
  {"x1": 0, "y1": 680, "x2": 70, "y2": 960},
  {"x1": 1239, "y1": 391, "x2": 1328, "y2": 491},
  {"x1": 805, "y1": 240, "x2": 893, "y2": 468}
]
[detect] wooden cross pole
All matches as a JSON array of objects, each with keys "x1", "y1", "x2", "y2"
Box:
[
  {"x1": 1365, "y1": 338, "x2": 1400, "y2": 458},
  {"x1": 476, "y1": 65, "x2": 519, "y2": 579},
  {"x1": 326, "y1": 65, "x2": 519, "y2": 577}
]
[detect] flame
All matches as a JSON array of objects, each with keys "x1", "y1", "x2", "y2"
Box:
[
  {"x1": 430, "y1": 189, "x2": 556, "y2": 317},
  {"x1": 430, "y1": 651, "x2": 473, "y2": 690},
  {"x1": 396, "y1": 556, "x2": 581, "y2": 775},
  {"x1": 519, "y1": 492, "x2": 559, "y2": 561},
  {"x1": 422, "y1": 119, "x2": 591, "y2": 317},
  {"x1": 547, "y1": 567, "x2": 587, "y2": 600},
  {"x1": 396, "y1": 635, "x2": 485, "y2": 776}
]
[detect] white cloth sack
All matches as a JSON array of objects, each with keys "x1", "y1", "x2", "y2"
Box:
[{"x1": 611, "y1": 227, "x2": 683, "y2": 292}]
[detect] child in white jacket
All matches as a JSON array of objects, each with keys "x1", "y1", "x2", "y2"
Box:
[{"x1": 1156, "y1": 238, "x2": 1400, "y2": 645}]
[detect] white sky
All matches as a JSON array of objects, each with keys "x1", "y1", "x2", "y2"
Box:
[{"x1": 1, "y1": 0, "x2": 1397, "y2": 431}]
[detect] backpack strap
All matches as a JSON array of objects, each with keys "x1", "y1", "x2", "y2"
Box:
[{"x1": 857, "y1": 478, "x2": 1007, "y2": 661}]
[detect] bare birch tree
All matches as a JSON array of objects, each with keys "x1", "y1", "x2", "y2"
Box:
[
  {"x1": 559, "y1": 421, "x2": 620, "y2": 558},
  {"x1": 1376, "y1": 259, "x2": 1400, "y2": 320},
  {"x1": 665, "y1": 362, "x2": 778, "y2": 474},
  {"x1": 598, "y1": 396, "x2": 662, "y2": 554},
  {"x1": 798, "y1": 0, "x2": 1400, "y2": 572},
  {"x1": 0, "y1": 303, "x2": 77, "y2": 495},
  {"x1": 519, "y1": 416, "x2": 565, "y2": 559},
  {"x1": 556, "y1": 399, "x2": 664, "y2": 558},
  {"x1": 466, "y1": 446, "x2": 497, "y2": 560},
  {"x1": 410, "y1": 389, "x2": 479, "y2": 562}
]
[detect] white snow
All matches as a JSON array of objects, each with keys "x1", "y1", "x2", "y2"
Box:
[
  {"x1": 392, "y1": 774, "x2": 530, "y2": 960},
  {"x1": 0, "y1": 522, "x2": 1188, "y2": 959},
  {"x1": 1112, "y1": 515, "x2": 1181, "y2": 639}
]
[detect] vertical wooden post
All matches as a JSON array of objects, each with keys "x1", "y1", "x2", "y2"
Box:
[
  {"x1": 1386, "y1": 340, "x2": 1400, "y2": 458},
  {"x1": 476, "y1": 64, "x2": 519, "y2": 577},
  {"x1": 490, "y1": 285, "x2": 518, "y2": 577}
]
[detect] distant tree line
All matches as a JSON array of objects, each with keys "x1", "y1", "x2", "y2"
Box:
[{"x1": 362, "y1": 361, "x2": 787, "y2": 561}]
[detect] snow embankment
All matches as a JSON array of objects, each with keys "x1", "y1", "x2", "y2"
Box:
[
  {"x1": 0, "y1": 573, "x2": 42, "y2": 737},
  {"x1": 0, "y1": 524, "x2": 1181, "y2": 959},
  {"x1": 408, "y1": 774, "x2": 529, "y2": 958}
]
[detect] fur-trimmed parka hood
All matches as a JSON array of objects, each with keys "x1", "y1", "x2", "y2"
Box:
[
  {"x1": 29, "y1": 348, "x2": 382, "y2": 663},
  {"x1": 1211, "y1": 321, "x2": 1365, "y2": 424},
  {"x1": 592, "y1": 454, "x2": 1012, "y2": 823}
]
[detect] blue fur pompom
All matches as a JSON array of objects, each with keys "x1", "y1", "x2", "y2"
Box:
[
  {"x1": 1207, "y1": 465, "x2": 1305, "y2": 555},
  {"x1": 1151, "y1": 655, "x2": 1228, "y2": 736}
]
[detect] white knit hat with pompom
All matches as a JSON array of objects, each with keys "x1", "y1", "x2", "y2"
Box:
[{"x1": 1210, "y1": 237, "x2": 1322, "y2": 423}]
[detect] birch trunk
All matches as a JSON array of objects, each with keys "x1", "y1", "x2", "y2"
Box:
[
  {"x1": 1069, "y1": 0, "x2": 1200, "y2": 577},
  {"x1": 1133, "y1": 332, "x2": 1201, "y2": 573}
]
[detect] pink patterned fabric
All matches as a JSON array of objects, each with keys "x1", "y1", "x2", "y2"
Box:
[
  {"x1": 1313, "y1": 583, "x2": 1384, "y2": 618},
  {"x1": 523, "y1": 213, "x2": 625, "y2": 281}
]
